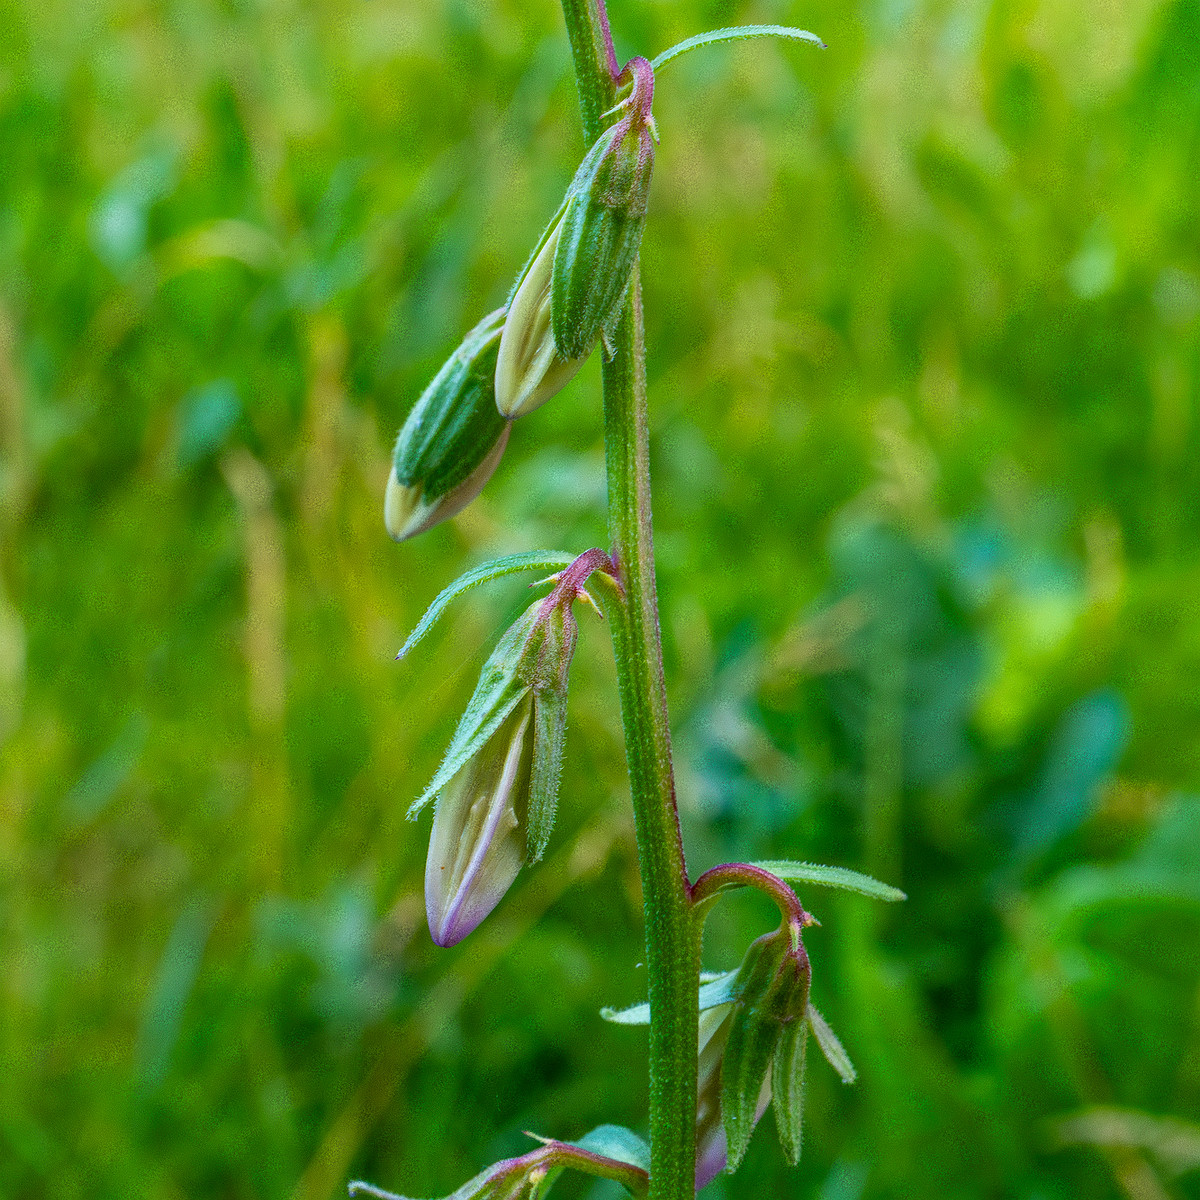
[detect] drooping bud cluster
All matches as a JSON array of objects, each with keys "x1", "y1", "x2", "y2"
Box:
[
  {"x1": 719, "y1": 922, "x2": 812, "y2": 1171},
  {"x1": 385, "y1": 60, "x2": 657, "y2": 538},
  {"x1": 410, "y1": 550, "x2": 613, "y2": 946}
]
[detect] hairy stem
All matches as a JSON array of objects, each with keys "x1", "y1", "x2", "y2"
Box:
[
  {"x1": 604, "y1": 278, "x2": 698, "y2": 1200},
  {"x1": 555, "y1": 2, "x2": 699, "y2": 1196}
]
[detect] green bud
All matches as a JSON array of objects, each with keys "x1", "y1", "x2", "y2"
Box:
[
  {"x1": 386, "y1": 308, "x2": 509, "y2": 541},
  {"x1": 720, "y1": 924, "x2": 811, "y2": 1171},
  {"x1": 551, "y1": 59, "x2": 655, "y2": 360}
]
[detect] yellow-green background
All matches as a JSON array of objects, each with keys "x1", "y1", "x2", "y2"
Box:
[{"x1": 2, "y1": 0, "x2": 1199, "y2": 1197}]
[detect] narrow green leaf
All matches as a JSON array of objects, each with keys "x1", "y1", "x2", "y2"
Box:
[
  {"x1": 650, "y1": 25, "x2": 825, "y2": 74},
  {"x1": 772, "y1": 1018, "x2": 809, "y2": 1164},
  {"x1": 348, "y1": 1184, "x2": 407, "y2": 1200},
  {"x1": 720, "y1": 998, "x2": 777, "y2": 1171},
  {"x1": 698, "y1": 970, "x2": 741, "y2": 1011},
  {"x1": 752, "y1": 860, "x2": 906, "y2": 903},
  {"x1": 808, "y1": 1004, "x2": 857, "y2": 1084},
  {"x1": 397, "y1": 551, "x2": 574, "y2": 660}
]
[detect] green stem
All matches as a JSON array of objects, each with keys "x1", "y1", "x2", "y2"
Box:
[
  {"x1": 559, "y1": 0, "x2": 619, "y2": 143},
  {"x1": 557, "y1": 5, "x2": 698, "y2": 1196},
  {"x1": 603, "y1": 278, "x2": 698, "y2": 1200}
]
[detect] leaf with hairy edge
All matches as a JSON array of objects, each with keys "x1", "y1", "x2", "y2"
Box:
[
  {"x1": 808, "y1": 1004, "x2": 856, "y2": 1083},
  {"x1": 407, "y1": 607, "x2": 541, "y2": 818},
  {"x1": 773, "y1": 1017, "x2": 809, "y2": 1164},
  {"x1": 752, "y1": 861, "x2": 906, "y2": 903},
  {"x1": 601, "y1": 999, "x2": 650, "y2": 1025},
  {"x1": 397, "y1": 551, "x2": 574, "y2": 660},
  {"x1": 650, "y1": 25, "x2": 825, "y2": 73},
  {"x1": 527, "y1": 686, "x2": 567, "y2": 861}
]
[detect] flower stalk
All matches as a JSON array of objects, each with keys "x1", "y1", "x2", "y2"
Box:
[{"x1": 555, "y1": 2, "x2": 700, "y2": 1192}]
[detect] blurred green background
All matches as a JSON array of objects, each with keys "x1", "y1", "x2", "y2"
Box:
[{"x1": 3, "y1": 0, "x2": 1200, "y2": 1197}]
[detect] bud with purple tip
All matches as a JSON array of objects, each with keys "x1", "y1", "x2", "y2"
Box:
[{"x1": 412, "y1": 552, "x2": 613, "y2": 946}]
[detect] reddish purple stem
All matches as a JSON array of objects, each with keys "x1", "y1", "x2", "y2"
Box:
[{"x1": 690, "y1": 862, "x2": 814, "y2": 929}]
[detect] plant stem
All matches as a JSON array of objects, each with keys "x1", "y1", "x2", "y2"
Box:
[
  {"x1": 554, "y1": 3, "x2": 699, "y2": 1196},
  {"x1": 603, "y1": 278, "x2": 698, "y2": 1200},
  {"x1": 559, "y1": 0, "x2": 619, "y2": 143}
]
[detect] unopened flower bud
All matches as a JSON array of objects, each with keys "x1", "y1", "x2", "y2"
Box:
[
  {"x1": 386, "y1": 308, "x2": 509, "y2": 541},
  {"x1": 495, "y1": 58, "x2": 656, "y2": 417},
  {"x1": 414, "y1": 587, "x2": 583, "y2": 947},
  {"x1": 425, "y1": 693, "x2": 534, "y2": 948},
  {"x1": 720, "y1": 924, "x2": 811, "y2": 1170},
  {"x1": 494, "y1": 218, "x2": 588, "y2": 419},
  {"x1": 551, "y1": 58, "x2": 656, "y2": 360}
]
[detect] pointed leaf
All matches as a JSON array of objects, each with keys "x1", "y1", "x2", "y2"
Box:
[
  {"x1": 650, "y1": 25, "x2": 825, "y2": 73},
  {"x1": 772, "y1": 1018, "x2": 809, "y2": 1164},
  {"x1": 397, "y1": 552, "x2": 574, "y2": 660},
  {"x1": 348, "y1": 1162, "x2": 497, "y2": 1200},
  {"x1": 698, "y1": 970, "x2": 741, "y2": 1011},
  {"x1": 527, "y1": 686, "x2": 567, "y2": 861},
  {"x1": 808, "y1": 1004, "x2": 857, "y2": 1083},
  {"x1": 751, "y1": 860, "x2": 906, "y2": 903},
  {"x1": 409, "y1": 606, "x2": 543, "y2": 818}
]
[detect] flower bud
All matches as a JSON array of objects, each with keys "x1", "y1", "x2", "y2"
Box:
[
  {"x1": 386, "y1": 308, "x2": 509, "y2": 541},
  {"x1": 415, "y1": 592, "x2": 580, "y2": 946},
  {"x1": 495, "y1": 58, "x2": 656, "y2": 417},
  {"x1": 493, "y1": 217, "x2": 588, "y2": 419},
  {"x1": 425, "y1": 693, "x2": 534, "y2": 948},
  {"x1": 550, "y1": 60, "x2": 655, "y2": 360},
  {"x1": 721, "y1": 924, "x2": 811, "y2": 1170}
]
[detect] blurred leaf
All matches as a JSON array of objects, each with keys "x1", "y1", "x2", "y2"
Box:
[
  {"x1": 1051, "y1": 1107, "x2": 1200, "y2": 1177},
  {"x1": 135, "y1": 897, "x2": 213, "y2": 1089},
  {"x1": 572, "y1": 1125, "x2": 650, "y2": 1173},
  {"x1": 176, "y1": 379, "x2": 242, "y2": 469}
]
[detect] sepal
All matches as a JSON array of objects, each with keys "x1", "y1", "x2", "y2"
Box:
[
  {"x1": 720, "y1": 926, "x2": 811, "y2": 1170},
  {"x1": 549, "y1": 62, "x2": 655, "y2": 360},
  {"x1": 772, "y1": 1017, "x2": 809, "y2": 1164}
]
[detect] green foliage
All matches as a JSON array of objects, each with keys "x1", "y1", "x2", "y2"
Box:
[{"x1": 2, "y1": 0, "x2": 1199, "y2": 1197}]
